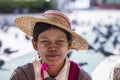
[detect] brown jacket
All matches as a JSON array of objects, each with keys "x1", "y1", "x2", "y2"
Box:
[{"x1": 10, "y1": 63, "x2": 92, "y2": 80}]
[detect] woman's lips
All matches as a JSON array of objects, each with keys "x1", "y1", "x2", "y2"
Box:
[
  {"x1": 46, "y1": 54, "x2": 60, "y2": 60},
  {"x1": 47, "y1": 54, "x2": 59, "y2": 57}
]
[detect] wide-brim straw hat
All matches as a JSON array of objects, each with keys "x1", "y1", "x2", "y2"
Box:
[{"x1": 15, "y1": 10, "x2": 88, "y2": 50}]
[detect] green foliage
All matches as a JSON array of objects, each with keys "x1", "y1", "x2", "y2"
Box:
[{"x1": 0, "y1": 0, "x2": 52, "y2": 13}]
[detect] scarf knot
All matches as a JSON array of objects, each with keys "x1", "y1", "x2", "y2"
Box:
[{"x1": 41, "y1": 62, "x2": 48, "y2": 80}]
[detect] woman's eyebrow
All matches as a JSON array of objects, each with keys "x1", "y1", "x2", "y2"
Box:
[
  {"x1": 38, "y1": 35, "x2": 48, "y2": 39},
  {"x1": 57, "y1": 36, "x2": 67, "y2": 39}
]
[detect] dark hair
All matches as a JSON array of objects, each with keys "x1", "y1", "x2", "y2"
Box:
[{"x1": 33, "y1": 22, "x2": 72, "y2": 42}]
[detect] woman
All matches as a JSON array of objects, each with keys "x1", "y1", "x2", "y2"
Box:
[
  {"x1": 10, "y1": 10, "x2": 92, "y2": 80},
  {"x1": 110, "y1": 60, "x2": 120, "y2": 80}
]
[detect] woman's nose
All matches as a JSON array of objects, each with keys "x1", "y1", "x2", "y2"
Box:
[{"x1": 48, "y1": 43, "x2": 57, "y2": 50}]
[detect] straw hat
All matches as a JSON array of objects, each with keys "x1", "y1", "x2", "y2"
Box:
[{"x1": 15, "y1": 10, "x2": 88, "y2": 50}]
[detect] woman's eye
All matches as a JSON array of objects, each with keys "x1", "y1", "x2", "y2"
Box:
[
  {"x1": 57, "y1": 40, "x2": 64, "y2": 43},
  {"x1": 41, "y1": 41, "x2": 49, "y2": 44}
]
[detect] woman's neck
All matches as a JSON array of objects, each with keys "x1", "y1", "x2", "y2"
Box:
[{"x1": 48, "y1": 60, "x2": 65, "y2": 78}]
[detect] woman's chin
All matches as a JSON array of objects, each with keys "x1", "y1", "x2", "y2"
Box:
[{"x1": 47, "y1": 56, "x2": 60, "y2": 61}]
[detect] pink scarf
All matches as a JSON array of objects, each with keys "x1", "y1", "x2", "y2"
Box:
[
  {"x1": 40, "y1": 61, "x2": 79, "y2": 80},
  {"x1": 41, "y1": 62, "x2": 48, "y2": 80}
]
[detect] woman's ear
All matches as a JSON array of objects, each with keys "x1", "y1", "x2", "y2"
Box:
[{"x1": 32, "y1": 39, "x2": 38, "y2": 51}]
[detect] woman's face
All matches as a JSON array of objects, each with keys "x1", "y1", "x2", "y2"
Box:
[{"x1": 32, "y1": 28, "x2": 70, "y2": 67}]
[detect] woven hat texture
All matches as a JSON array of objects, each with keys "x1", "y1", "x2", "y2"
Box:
[{"x1": 15, "y1": 10, "x2": 88, "y2": 50}]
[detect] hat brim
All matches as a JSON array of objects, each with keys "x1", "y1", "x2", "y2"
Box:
[{"x1": 15, "y1": 16, "x2": 88, "y2": 50}]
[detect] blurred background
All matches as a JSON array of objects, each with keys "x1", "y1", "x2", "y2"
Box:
[{"x1": 0, "y1": 0, "x2": 120, "y2": 80}]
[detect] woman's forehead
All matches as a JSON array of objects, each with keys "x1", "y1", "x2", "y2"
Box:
[
  {"x1": 42, "y1": 27, "x2": 66, "y2": 34},
  {"x1": 38, "y1": 28, "x2": 67, "y2": 39}
]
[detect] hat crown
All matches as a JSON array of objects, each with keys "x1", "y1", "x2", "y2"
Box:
[{"x1": 41, "y1": 10, "x2": 71, "y2": 29}]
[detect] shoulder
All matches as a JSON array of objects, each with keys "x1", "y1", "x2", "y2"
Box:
[
  {"x1": 112, "y1": 61, "x2": 120, "y2": 80},
  {"x1": 78, "y1": 67, "x2": 92, "y2": 80},
  {"x1": 10, "y1": 63, "x2": 35, "y2": 80},
  {"x1": 70, "y1": 61, "x2": 92, "y2": 80},
  {"x1": 17, "y1": 63, "x2": 34, "y2": 71}
]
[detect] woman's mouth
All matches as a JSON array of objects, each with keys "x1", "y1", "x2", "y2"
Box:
[{"x1": 46, "y1": 54, "x2": 60, "y2": 60}]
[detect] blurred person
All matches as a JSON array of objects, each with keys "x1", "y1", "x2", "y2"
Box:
[
  {"x1": 22, "y1": 8, "x2": 29, "y2": 14},
  {"x1": 13, "y1": 8, "x2": 20, "y2": 14},
  {"x1": 0, "y1": 59, "x2": 5, "y2": 69},
  {"x1": 110, "y1": 60, "x2": 120, "y2": 80},
  {"x1": 1, "y1": 18, "x2": 9, "y2": 32},
  {"x1": 0, "y1": 40, "x2": 2, "y2": 51},
  {"x1": 10, "y1": 10, "x2": 92, "y2": 80},
  {"x1": 57, "y1": 0, "x2": 74, "y2": 12}
]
